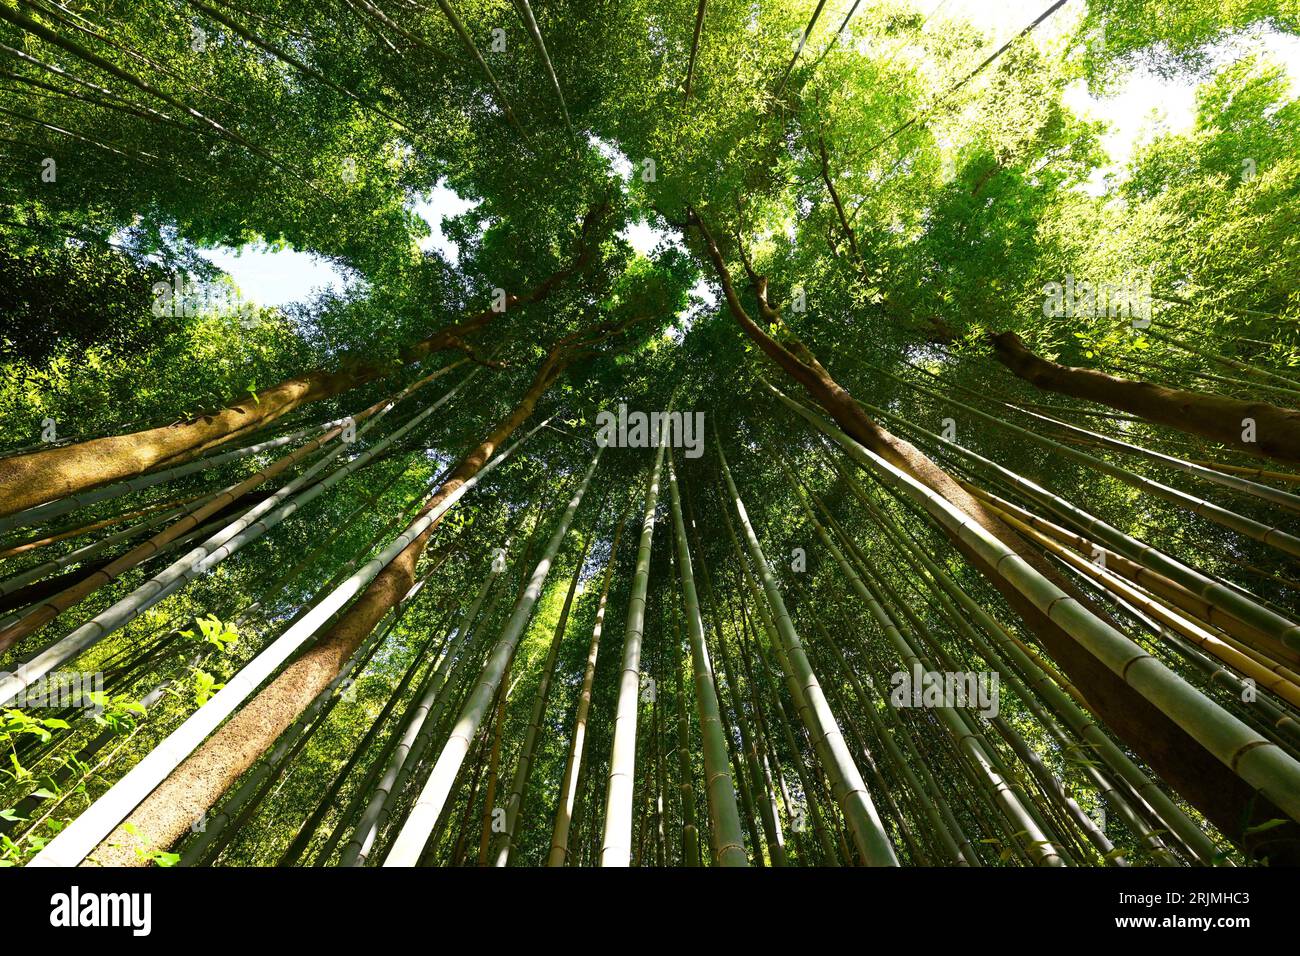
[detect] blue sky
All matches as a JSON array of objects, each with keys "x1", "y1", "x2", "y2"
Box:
[{"x1": 201, "y1": 244, "x2": 350, "y2": 306}]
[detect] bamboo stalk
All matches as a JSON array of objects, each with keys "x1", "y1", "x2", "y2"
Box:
[
  {"x1": 771, "y1": 381, "x2": 1300, "y2": 827},
  {"x1": 717, "y1": 433, "x2": 899, "y2": 866},
  {"x1": 548, "y1": 503, "x2": 632, "y2": 865},
  {"x1": 600, "y1": 437, "x2": 668, "y2": 866},
  {"x1": 382, "y1": 447, "x2": 603, "y2": 866},
  {"x1": 666, "y1": 452, "x2": 750, "y2": 866},
  {"x1": 29, "y1": 414, "x2": 549, "y2": 867}
]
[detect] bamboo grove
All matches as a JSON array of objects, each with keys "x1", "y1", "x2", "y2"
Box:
[{"x1": 0, "y1": 0, "x2": 1299, "y2": 869}]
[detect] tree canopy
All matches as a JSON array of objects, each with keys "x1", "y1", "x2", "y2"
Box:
[{"x1": 1, "y1": 0, "x2": 1299, "y2": 870}]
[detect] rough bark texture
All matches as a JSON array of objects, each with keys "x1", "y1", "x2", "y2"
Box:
[
  {"x1": 689, "y1": 209, "x2": 1300, "y2": 863},
  {"x1": 990, "y1": 331, "x2": 1300, "y2": 464},
  {"x1": 83, "y1": 297, "x2": 652, "y2": 866},
  {"x1": 0, "y1": 377, "x2": 411, "y2": 654},
  {"x1": 85, "y1": 351, "x2": 571, "y2": 866},
  {"x1": 0, "y1": 204, "x2": 608, "y2": 518},
  {"x1": 0, "y1": 493, "x2": 269, "y2": 623},
  {"x1": 0, "y1": 490, "x2": 209, "y2": 561}
]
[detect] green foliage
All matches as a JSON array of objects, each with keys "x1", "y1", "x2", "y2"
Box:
[{"x1": 0, "y1": 0, "x2": 1294, "y2": 868}]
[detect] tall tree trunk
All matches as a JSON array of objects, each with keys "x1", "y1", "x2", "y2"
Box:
[
  {"x1": 666, "y1": 453, "x2": 750, "y2": 866},
  {"x1": 600, "y1": 438, "x2": 668, "y2": 866},
  {"x1": 80, "y1": 344, "x2": 579, "y2": 867},
  {"x1": 0, "y1": 204, "x2": 607, "y2": 518},
  {"x1": 492, "y1": 531, "x2": 591, "y2": 865},
  {"x1": 989, "y1": 331, "x2": 1300, "y2": 464},
  {"x1": 547, "y1": 506, "x2": 630, "y2": 865},
  {"x1": 686, "y1": 209, "x2": 1300, "y2": 862}
]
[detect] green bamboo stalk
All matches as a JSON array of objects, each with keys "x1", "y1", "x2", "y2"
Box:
[
  {"x1": 790, "y1": 585, "x2": 942, "y2": 865},
  {"x1": 1010, "y1": 401, "x2": 1300, "y2": 514},
  {"x1": 713, "y1": 604, "x2": 788, "y2": 866},
  {"x1": 548, "y1": 504, "x2": 632, "y2": 865},
  {"x1": 650, "y1": 615, "x2": 668, "y2": 866},
  {"x1": 957, "y1": 481, "x2": 1294, "y2": 662},
  {"x1": 726, "y1": 600, "x2": 794, "y2": 865},
  {"x1": 717, "y1": 432, "x2": 899, "y2": 866},
  {"x1": 446, "y1": 722, "x2": 493, "y2": 866},
  {"x1": 808, "y1": 497, "x2": 1086, "y2": 864},
  {"x1": 666, "y1": 452, "x2": 750, "y2": 866},
  {"x1": 339, "y1": 557, "x2": 511, "y2": 866},
  {"x1": 855, "y1": 385, "x2": 1300, "y2": 650},
  {"x1": 681, "y1": 477, "x2": 787, "y2": 865},
  {"x1": 727, "y1": 522, "x2": 841, "y2": 864},
  {"x1": 382, "y1": 448, "x2": 604, "y2": 866},
  {"x1": 847, "y1": 466, "x2": 1195, "y2": 864},
  {"x1": 771, "y1": 381, "x2": 1300, "y2": 827},
  {"x1": 1149, "y1": 329, "x2": 1300, "y2": 395},
  {"x1": 492, "y1": 530, "x2": 593, "y2": 866},
  {"x1": 783, "y1": 462, "x2": 1065, "y2": 865},
  {"x1": 476, "y1": 675, "x2": 512, "y2": 866},
  {"x1": 881, "y1": 367, "x2": 1300, "y2": 558},
  {"x1": 667, "y1": 559, "x2": 702, "y2": 867},
  {"x1": 799, "y1": 599, "x2": 977, "y2": 865},
  {"x1": 861, "y1": 516, "x2": 1135, "y2": 864},
  {"x1": 731, "y1": 602, "x2": 813, "y2": 865},
  {"x1": 600, "y1": 437, "x2": 669, "y2": 866}
]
